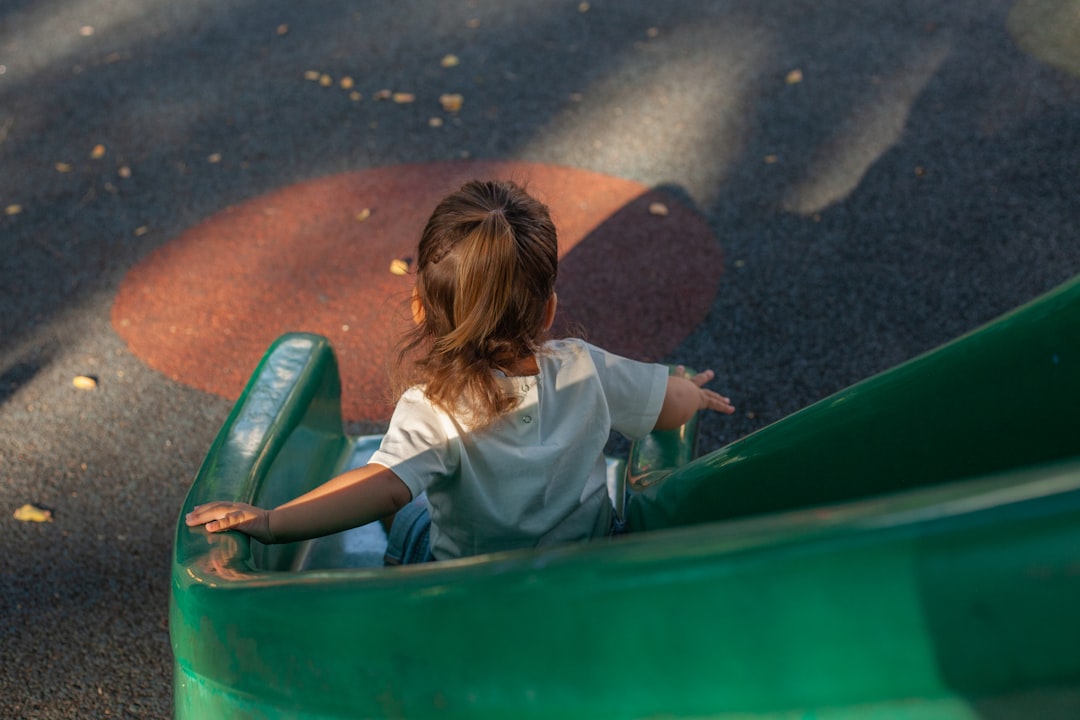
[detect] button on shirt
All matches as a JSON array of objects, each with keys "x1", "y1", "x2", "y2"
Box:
[{"x1": 368, "y1": 339, "x2": 668, "y2": 560}]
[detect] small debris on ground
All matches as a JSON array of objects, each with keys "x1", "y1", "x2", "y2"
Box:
[
  {"x1": 14, "y1": 503, "x2": 53, "y2": 522},
  {"x1": 440, "y1": 93, "x2": 464, "y2": 112}
]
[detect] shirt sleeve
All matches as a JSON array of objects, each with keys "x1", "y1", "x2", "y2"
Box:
[
  {"x1": 367, "y1": 387, "x2": 458, "y2": 498},
  {"x1": 583, "y1": 342, "x2": 668, "y2": 440}
]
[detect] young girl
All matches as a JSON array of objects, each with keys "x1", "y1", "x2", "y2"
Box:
[{"x1": 186, "y1": 180, "x2": 734, "y2": 563}]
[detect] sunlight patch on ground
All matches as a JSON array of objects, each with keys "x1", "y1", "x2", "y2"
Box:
[
  {"x1": 1009, "y1": 0, "x2": 1080, "y2": 78},
  {"x1": 0, "y1": 0, "x2": 213, "y2": 77},
  {"x1": 521, "y1": 20, "x2": 772, "y2": 205},
  {"x1": 781, "y1": 35, "x2": 951, "y2": 216}
]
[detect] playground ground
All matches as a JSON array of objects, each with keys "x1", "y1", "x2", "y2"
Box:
[{"x1": 1, "y1": 1, "x2": 1078, "y2": 717}]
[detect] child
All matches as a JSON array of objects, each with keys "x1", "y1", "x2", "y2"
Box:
[{"x1": 186, "y1": 180, "x2": 734, "y2": 563}]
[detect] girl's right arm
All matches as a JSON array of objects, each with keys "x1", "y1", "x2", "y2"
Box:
[
  {"x1": 653, "y1": 366, "x2": 735, "y2": 431},
  {"x1": 185, "y1": 464, "x2": 412, "y2": 544}
]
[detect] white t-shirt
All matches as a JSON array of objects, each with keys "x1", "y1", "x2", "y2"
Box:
[{"x1": 368, "y1": 339, "x2": 668, "y2": 560}]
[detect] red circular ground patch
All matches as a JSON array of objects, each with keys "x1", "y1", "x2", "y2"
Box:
[{"x1": 112, "y1": 161, "x2": 723, "y2": 422}]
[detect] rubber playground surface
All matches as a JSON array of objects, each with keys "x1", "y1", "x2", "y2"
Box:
[{"x1": 1, "y1": 1, "x2": 1078, "y2": 717}]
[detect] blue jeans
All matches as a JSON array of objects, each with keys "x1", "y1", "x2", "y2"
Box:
[
  {"x1": 384, "y1": 494, "x2": 630, "y2": 565},
  {"x1": 383, "y1": 494, "x2": 435, "y2": 566}
]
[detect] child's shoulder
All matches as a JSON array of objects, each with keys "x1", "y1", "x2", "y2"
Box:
[
  {"x1": 542, "y1": 337, "x2": 592, "y2": 363},
  {"x1": 544, "y1": 337, "x2": 586, "y2": 353},
  {"x1": 545, "y1": 337, "x2": 619, "y2": 360},
  {"x1": 540, "y1": 338, "x2": 609, "y2": 378}
]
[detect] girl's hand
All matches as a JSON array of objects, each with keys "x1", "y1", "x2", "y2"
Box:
[
  {"x1": 672, "y1": 366, "x2": 735, "y2": 415},
  {"x1": 656, "y1": 366, "x2": 735, "y2": 430},
  {"x1": 186, "y1": 502, "x2": 273, "y2": 543}
]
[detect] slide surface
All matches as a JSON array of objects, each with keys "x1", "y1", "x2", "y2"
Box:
[{"x1": 172, "y1": 276, "x2": 1080, "y2": 719}]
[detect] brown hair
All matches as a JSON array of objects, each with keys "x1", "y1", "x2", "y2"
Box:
[{"x1": 394, "y1": 179, "x2": 558, "y2": 427}]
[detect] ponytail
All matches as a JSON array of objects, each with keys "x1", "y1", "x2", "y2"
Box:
[
  {"x1": 438, "y1": 209, "x2": 518, "y2": 356},
  {"x1": 394, "y1": 180, "x2": 558, "y2": 428}
]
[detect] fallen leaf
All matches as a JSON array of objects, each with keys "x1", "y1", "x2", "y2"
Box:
[
  {"x1": 55, "y1": 162, "x2": 73, "y2": 173},
  {"x1": 90, "y1": 144, "x2": 106, "y2": 159},
  {"x1": 349, "y1": 91, "x2": 362, "y2": 101},
  {"x1": 5, "y1": 204, "x2": 21, "y2": 216},
  {"x1": 276, "y1": 24, "x2": 289, "y2": 36},
  {"x1": 303, "y1": 70, "x2": 320, "y2": 81},
  {"x1": 134, "y1": 226, "x2": 149, "y2": 236},
  {"x1": 389, "y1": 258, "x2": 412, "y2": 275},
  {"x1": 785, "y1": 68, "x2": 803, "y2": 84},
  {"x1": 118, "y1": 165, "x2": 132, "y2": 178},
  {"x1": 374, "y1": 89, "x2": 392, "y2": 100},
  {"x1": 355, "y1": 208, "x2": 372, "y2": 222},
  {"x1": 428, "y1": 117, "x2": 444, "y2": 127},
  {"x1": 14, "y1": 503, "x2": 53, "y2": 523},
  {"x1": 339, "y1": 76, "x2": 355, "y2": 89},
  {"x1": 439, "y1": 93, "x2": 464, "y2": 112},
  {"x1": 392, "y1": 92, "x2": 416, "y2": 104},
  {"x1": 79, "y1": 25, "x2": 94, "y2": 37},
  {"x1": 648, "y1": 202, "x2": 669, "y2": 217},
  {"x1": 72, "y1": 375, "x2": 98, "y2": 390},
  {"x1": 207, "y1": 153, "x2": 222, "y2": 164},
  {"x1": 319, "y1": 74, "x2": 333, "y2": 87},
  {"x1": 440, "y1": 54, "x2": 460, "y2": 68},
  {"x1": 578, "y1": 2, "x2": 590, "y2": 12},
  {"x1": 764, "y1": 154, "x2": 779, "y2": 164}
]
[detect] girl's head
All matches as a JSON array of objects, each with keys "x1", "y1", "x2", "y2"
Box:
[{"x1": 398, "y1": 179, "x2": 559, "y2": 425}]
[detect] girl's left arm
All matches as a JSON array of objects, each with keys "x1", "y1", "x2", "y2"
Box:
[{"x1": 185, "y1": 464, "x2": 413, "y2": 544}]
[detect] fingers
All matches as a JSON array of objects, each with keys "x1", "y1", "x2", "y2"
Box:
[
  {"x1": 673, "y1": 366, "x2": 735, "y2": 415},
  {"x1": 701, "y1": 388, "x2": 735, "y2": 414},
  {"x1": 186, "y1": 503, "x2": 256, "y2": 532},
  {"x1": 674, "y1": 366, "x2": 716, "y2": 387},
  {"x1": 186, "y1": 502, "x2": 273, "y2": 543},
  {"x1": 185, "y1": 502, "x2": 231, "y2": 527},
  {"x1": 206, "y1": 511, "x2": 247, "y2": 533},
  {"x1": 669, "y1": 369, "x2": 712, "y2": 386},
  {"x1": 690, "y1": 369, "x2": 715, "y2": 387}
]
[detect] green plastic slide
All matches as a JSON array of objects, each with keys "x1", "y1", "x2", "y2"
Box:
[{"x1": 172, "y1": 275, "x2": 1080, "y2": 719}]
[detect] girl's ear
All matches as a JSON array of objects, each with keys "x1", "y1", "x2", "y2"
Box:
[
  {"x1": 541, "y1": 293, "x2": 558, "y2": 331},
  {"x1": 411, "y1": 287, "x2": 425, "y2": 325}
]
